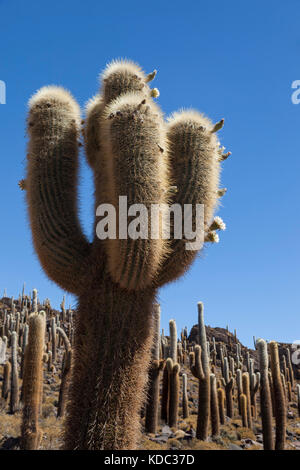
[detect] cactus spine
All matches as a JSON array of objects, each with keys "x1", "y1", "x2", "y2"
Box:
[
  {"x1": 270, "y1": 341, "x2": 286, "y2": 450},
  {"x1": 257, "y1": 339, "x2": 274, "y2": 450},
  {"x1": 25, "y1": 59, "x2": 227, "y2": 449},
  {"x1": 21, "y1": 312, "x2": 46, "y2": 449}
]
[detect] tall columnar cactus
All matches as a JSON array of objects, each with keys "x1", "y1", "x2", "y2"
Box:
[
  {"x1": 242, "y1": 372, "x2": 252, "y2": 429},
  {"x1": 24, "y1": 59, "x2": 227, "y2": 450},
  {"x1": 9, "y1": 331, "x2": 19, "y2": 414},
  {"x1": 217, "y1": 387, "x2": 225, "y2": 425},
  {"x1": 2, "y1": 361, "x2": 11, "y2": 400},
  {"x1": 145, "y1": 304, "x2": 164, "y2": 433},
  {"x1": 32, "y1": 288, "x2": 38, "y2": 312},
  {"x1": 270, "y1": 341, "x2": 286, "y2": 450},
  {"x1": 256, "y1": 339, "x2": 274, "y2": 450},
  {"x1": 182, "y1": 373, "x2": 189, "y2": 419},
  {"x1": 57, "y1": 326, "x2": 72, "y2": 418},
  {"x1": 196, "y1": 302, "x2": 210, "y2": 440},
  {"x1": 21, "y1": 312, "x2": 46, "y2": 450},
  {"x1": 210, "y1": 374, "x2": 220, "y2": 437},
  {"x1": 169, "y1": 319, "x2": 177, "y2": 364},
  {"x1": 297, "y1": 384, "x2": 300, "y2": 418},
  {"x1": 222, "y1": 356, "x2": 234, "y2": 418},
  {"x1": 166, "y1": 358, "x2": 180, "y2": 428},
  {"x1": 285, "y1": 347, "x2": 294, "y2": 388},
  {"x1": 240, "y1": 393, "x2": 248, "y2": 428}
]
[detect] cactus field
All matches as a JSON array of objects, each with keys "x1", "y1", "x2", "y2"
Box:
[{"x1": 0, "y1": 293, "x2": 299, "y2": 451}]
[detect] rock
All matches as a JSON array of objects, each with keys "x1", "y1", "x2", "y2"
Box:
[
  {"x1": 150, "y1": 435, "x2": 169, "y2": 444},
  {"x1": 287, "y1": 411, "x2": 294, "y2": 419},
  {"x1": 173, "y1": 430, "x2": 186, "y2": 440},
  {"x1": 228, "y1": 443, "x2": 242, "y2": 450},
  {"x1": 256, "y1": 434, "x2": 263, "y2": 443},
  {"x1": 161, "y1": 425, "x2": 172, "y2": 437}
]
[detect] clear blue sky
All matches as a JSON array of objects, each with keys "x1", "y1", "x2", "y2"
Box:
[{"x1": 0, "y1": 0, "x2": 299, "y2": 347}]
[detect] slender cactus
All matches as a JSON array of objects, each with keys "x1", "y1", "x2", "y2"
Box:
[
  {"x1": 256, "y1": 339, "x2": 274, "y2": 450},
  {"x1": 145, "y1": 304, "x2": 164, "y2": 433},
  {"x1": 169, "y1": 319, "x2": 177, "y2": 363},
  {"x1": 24, "y1": 59, "x2": 227, "y2": 449},
  {"x1": 210, "y1": 374, "x2": 220, "y2": 437},
  {"x1": 242, "y1": 372, "x2": 252, "y2": 429},
  {"x1": 222, "y1": 357, "x2": 234, "y2": 418},
  {"x1": 168, "y1": 361, "x2": 180, "y2": 428},
  {"x1": 2, "y1": 361, "x2": 11, "y2": 399},
  {"x1": 182, "y1": 373, "x2": 189, "y2": 419},
  {"x1": 57, "y1": 327, "x2": 72, "y2": 418},
  {"x1": 9, "y1": 331, "x2": 19, "y2": 414},
  {"x1": 270, "y1": 341, "x2": 286, "y2": 450},
  {"x1": 217, "y1": 387, "x2": 225, "y2": 425},
  {"x1": 297, "y1": 384, "x2": 300, "y2": 417},
  {"x1": 240, "y1": 394, "x2": 248, "y2": 427},
  {"x1": 21, "y1": 312, "x2": 46, "y2": 449}
]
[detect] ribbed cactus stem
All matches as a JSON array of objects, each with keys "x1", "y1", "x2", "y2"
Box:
[
  {"x1": 145, "y1": 304, "x2": 163, "y2": 433},
  {"x1": 217, "y1": 387, "x2": 225, "y2": 425},
  {"x1": 297, "y1": 384, "x2": 300, "y2": 417},
  {"x1": 256, "y1": 339, "x2": 274, "y2": 449},
  {"x1": 9, "y1": 331, "x2": 19, "y2": 414},
  {"x1": 210, "y1": 374, "x2": 220, "y2": 437},
  {"x1": 169, "y1": 319, "x2": 177, "y2": 363},
  {"x1": 236, "y1": 369, "x2": 242, "y2": 415},
  {"x1": 223, "y1": 356, "x2": 234, "y2": 418},
  {"x1": 270, "y1": 341, "x2": 286, "y2": 450},
  {"x1": 21, "y1": 312, "x2": 46, "y2": 449},
  {"x1": 242, "y1": 372, "x2": 252, "y2": 429},
  {"x1": 240, "y1": 393, "x2": 248, "y2": 428},
  {"x1": 51, "y1": 317, "x2": 57, "y2": 363},
  {"x1": 57, "y1": 349, "x2": 72, "y2": 419},
  {"x1": 285, "y1": 348, "x2": 294, "y2": 388},
  {"x1": 20, "y1": 323, "x2": 29, "y2": 378},
  {"x1": 182, "y1": 373, "x2": 189, "y2": 419},
  {"x1": 168, "y1": 361, "x2": 180, "y2": 429},
  {"x1": 2, "y1": 361, "x2": 11, "y2": 399},
  {"x1": 32, "y1": 288, "x2": 38, "y2": 312},
  {"x1": 195, "y1": 302, "x2": 210, "y2": 440}
]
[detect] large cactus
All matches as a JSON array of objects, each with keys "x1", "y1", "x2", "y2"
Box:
[{"x1": 24, "y1": 59, "x2": 227, "y2": 450}]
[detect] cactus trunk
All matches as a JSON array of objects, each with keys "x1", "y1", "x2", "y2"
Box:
[{"x1": 64, "y1": 282, "x2": 155, "y2": 450}]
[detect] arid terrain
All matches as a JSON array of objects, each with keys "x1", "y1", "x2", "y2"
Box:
[{"x1": 0, "y1": 294, "x2": 299, "y2": 451}]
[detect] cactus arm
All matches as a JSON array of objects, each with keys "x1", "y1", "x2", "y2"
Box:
[
  {"x1": 100, "y1": 94, "x2": 169, "y2": 289},
  {"x1": 26, "y1": 87, "x2": 91, "y2": 294},
  {"x1": 156, "y1": 111, "x2": 224, "y2": 286}
]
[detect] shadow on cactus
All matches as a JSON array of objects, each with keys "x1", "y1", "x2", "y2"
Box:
[{"x1": 22, "y1": 59, "x2": 229, "y2": 450}]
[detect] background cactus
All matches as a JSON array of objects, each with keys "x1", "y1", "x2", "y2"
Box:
[
  {"x1": 9, "y1": 331, "x2": 19, "y2": 414},
  {"x1": 145, "y1": 304, "x2": 164, "y2": 433},
  {"x1": 270, "y1": 341, "x2": 286, "y2": 450},
  {"x1": 21, "y1": 312, "x2": 46, "y2": 450},
  {"x1": 257, "y1": 339, "x2": 274, "y2": 450}
]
